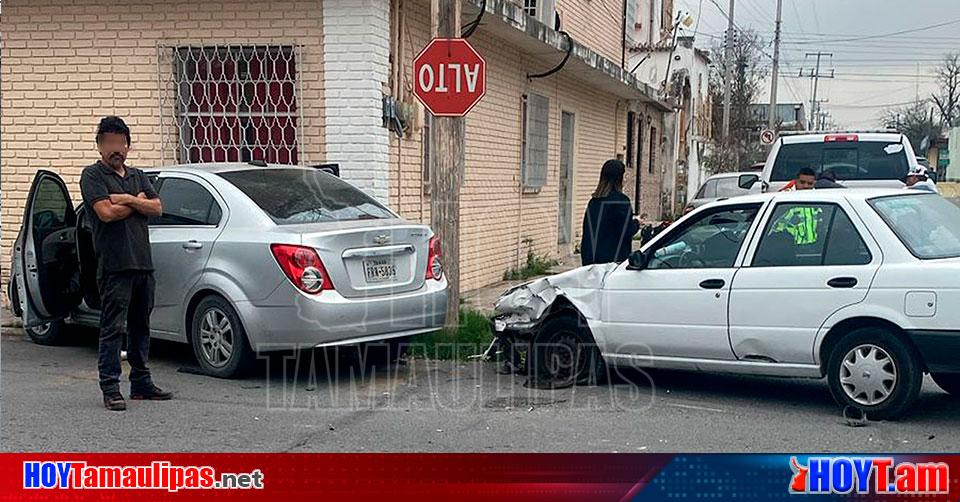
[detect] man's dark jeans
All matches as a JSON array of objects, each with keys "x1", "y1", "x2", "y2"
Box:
[{"x1": 97, "y1": 270, "x2": 155, "y2": 394}]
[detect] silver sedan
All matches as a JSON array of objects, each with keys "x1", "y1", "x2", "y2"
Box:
[{"x1": 9, "y1": 163, "x2": 448, "y2": 378}]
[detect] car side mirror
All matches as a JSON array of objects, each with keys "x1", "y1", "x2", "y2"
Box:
[
  {"x1": 626, "y1": 251, "x2": 648, "y2": 271},
  {"x1": 738, "y1": 174, "x2": 760, "y2": 190}
]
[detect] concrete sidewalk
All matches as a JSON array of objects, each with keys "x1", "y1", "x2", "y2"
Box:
[
  {"x1": 1, "y1": 305, "x2": 20, "y2": 329},
  {"x1": 461, "y1": 254, "x2": 582, "y2": 314}
]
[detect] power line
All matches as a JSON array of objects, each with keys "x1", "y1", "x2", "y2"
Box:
[
  {"x1": 831, "y1": 100, "x2": 923, "y2": 109},
  {"x1": 781, "y1": 17, "x2": 960, "y2": 44}
]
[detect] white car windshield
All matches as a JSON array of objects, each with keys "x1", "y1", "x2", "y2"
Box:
[{"x1": 871, "y1": 194, "x2": 960, "y2": 259}]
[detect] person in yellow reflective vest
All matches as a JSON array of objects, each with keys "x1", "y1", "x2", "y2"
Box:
[{"x1": 773, "y1": 206, "x2": 823, "y2": 246}]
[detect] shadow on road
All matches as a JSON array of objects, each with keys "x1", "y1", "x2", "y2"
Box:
[{"x1": 9, "y1": 323, "x2": 960, "y2": 422}]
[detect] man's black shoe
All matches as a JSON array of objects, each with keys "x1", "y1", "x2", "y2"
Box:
[
  {"x1": 130, "y1": 385, "x2": 173, "y2": 401},
  {"x1": 103, "y1": 392, "x2": 127, "y2": 411}
]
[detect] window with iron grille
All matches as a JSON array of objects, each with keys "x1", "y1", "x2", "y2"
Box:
[
  {"x1": 165, "y1": 45, "x2": 302, "y2": 165},
  {"x1": 521, "y1": 92, "x2": 549, "y2": 190},
  {"x1": 649, "y1": 126, "x2": 657, "y2": 174},
  {"x1": 523, "y1": 0, "x2": 538, "y2": 17},
  {"x1": 522, "y1": 0, "x2": 555, "y2": 25}
]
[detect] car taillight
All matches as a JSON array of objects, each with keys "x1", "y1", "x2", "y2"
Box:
[
  {"x1": 426, "y1": 236, "x2": 443, "y2": 280},
  {"x1": 824, "y1": 134, "x2": 858, "y2": 142},
  {"x1": 270, "y1": 244, "x2": 334, "y2": 294}
]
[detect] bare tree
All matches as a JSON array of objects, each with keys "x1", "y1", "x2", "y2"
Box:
[
  {"x1": 705, "y1": 29, "x2": 768, "y2": 172},
  {"x1": 932, "y1": 52, "x2": 960, "y2": 128},
  {"x1": 880, "y1": 100, "x2": 942, "y2": 153}
]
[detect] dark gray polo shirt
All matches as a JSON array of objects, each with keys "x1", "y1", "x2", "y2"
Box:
[{"x1": 79, "y1": 161, "x2": 160, "y2": 273}]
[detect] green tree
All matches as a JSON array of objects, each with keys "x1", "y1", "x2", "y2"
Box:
[
  {"x1": 705, "y1": 29, "x2": 768, "y2": 173},
  {"x1": 880, "y1": 100, "x2": 942, "y2": 154}
]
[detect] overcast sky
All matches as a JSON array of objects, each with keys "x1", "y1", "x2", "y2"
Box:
[{"x1": 673, "y1": 0, "x2": 960, "y2": 129}]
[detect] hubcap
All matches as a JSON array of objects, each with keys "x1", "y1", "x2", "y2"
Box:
[
  {"x1": 199, "y1": 308, "x2": 234, "y2": 368},
  {"x1": 30, "y1": 323, "x2": 51, "y2": 336},
  {"x1": 840, "y1": 344, "x2": 897, "y2": 406}
]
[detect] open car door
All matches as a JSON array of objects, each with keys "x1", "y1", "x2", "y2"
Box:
[{"x1": 11, "y1": 170, "x2": 82, "y2": 328}]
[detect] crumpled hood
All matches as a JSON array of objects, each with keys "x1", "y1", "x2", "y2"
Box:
[{"x1": 493, "y1": 263, "x2": 620, "y2": 325}]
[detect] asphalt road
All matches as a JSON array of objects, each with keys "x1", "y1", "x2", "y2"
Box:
[{"x1": 3, "y1": 324, "x2": 959, "y2": 452}]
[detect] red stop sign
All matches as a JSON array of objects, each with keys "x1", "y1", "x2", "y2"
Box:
[{"x1": 413, "y1": 38, "x2": 486, "y2": 117}]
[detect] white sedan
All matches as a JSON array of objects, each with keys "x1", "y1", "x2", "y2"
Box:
[{"x1": 493, "y1": 189, "x2": 960, "y2": 419}]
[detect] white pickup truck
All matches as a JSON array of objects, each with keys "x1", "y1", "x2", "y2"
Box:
[{"x1": 739, "y1": 131, "x2": 921, "y2": 193}]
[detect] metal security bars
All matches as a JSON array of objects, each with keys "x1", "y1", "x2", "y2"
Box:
[
  {"x1": 158, "y1": 45, "x2": 303, "y2": 165},
  {"x1": 521, "y1": 92, "x2": 549, "y2": 190}
]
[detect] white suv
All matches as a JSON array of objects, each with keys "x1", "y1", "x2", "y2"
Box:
[
  {"x1": 493, "y1": 189, "x2": 960, "y2": 419},
  {"x1": 755, "y1": 131, "x2": 920, "y2": 192}
]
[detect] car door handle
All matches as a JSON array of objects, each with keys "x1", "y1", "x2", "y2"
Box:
[
  {"x1": 827, "y1": 277, "x2": 858, "y2": 288},
  {"x1": 699, "y1": 278, "x2": 726, "y2": 289},
  {"x1": 182, "y1": 240, "x2": 203, "y2": 250}
]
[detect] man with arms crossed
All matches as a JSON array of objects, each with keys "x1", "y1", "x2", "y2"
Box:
[{"x1": 80, "y1": 116, "x2": 171, "y2": 411}]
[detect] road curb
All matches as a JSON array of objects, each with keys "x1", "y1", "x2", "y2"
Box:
[{"x1": 1, "y1": 306, "x2": 22, "y2": 328}]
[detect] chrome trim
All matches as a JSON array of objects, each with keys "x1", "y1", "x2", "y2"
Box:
[
  {"x1": 602, "y1": 353, "x2": 823, "y2": 378},
  {"x1": 313, "y1": 327, "x2": 440, "y2": 348},
  {"x1": 341, "y1": 244, "x2": 415, "y2": 259}
]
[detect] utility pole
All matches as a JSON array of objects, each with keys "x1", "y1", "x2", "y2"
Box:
[
  {"x1": 802, "y1": 52, "x2": 833, "y2": 130},
  {"x1": 767, "y1": 0, "x2": 783, "y2": 131},
  {"x1": 721, "y1": 0, "x2": 736, "y2": 143},
  {"x1": 431, "y1": 0, "x2": 464, "y2": 328}
]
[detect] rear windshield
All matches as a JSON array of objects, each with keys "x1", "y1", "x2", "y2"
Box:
[
  {"x1": 870, "y1": 194, "x2": 960, "y2": 259},
  {"x1": 220, "y1": 169, "x2": 395, "y2": 224},
  {"x1": 697, "y1": 177, "x2": 748, "y2": 199},
  {"x1": 715, "y1": 177, "x2": 746, "y2": 197},
  {"x1": 771, "y1": 141, "x2": 909, "y2": 182}
]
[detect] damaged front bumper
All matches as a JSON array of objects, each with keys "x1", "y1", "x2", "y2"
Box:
[
  {"x1": 484, "y1": 263, "x2": 621, "y2": 368},
  {"x1": 490, "y1": 262, "x2": 619, "y2": 334}
]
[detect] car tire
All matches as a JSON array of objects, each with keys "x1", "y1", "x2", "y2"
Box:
[
  {"x1": 826, "y1": 327, "x2": 922, "y2": 421},
  {"x1": 190, "y1": 295, "x2": 256, "y2": 379},
  {"x1": 931, "y1": 373, "x2": 960, "y2": 397},
  {"x1": 531, "y1": 315, "x2": 606, "y2": 387},
  {"x1": 24, "y1": 320, "x2": 67, "y2": 346}
]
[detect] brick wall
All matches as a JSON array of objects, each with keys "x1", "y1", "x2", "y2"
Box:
[
  {"x1": 323, "y1": 0, "x2": 391, "y2": 202},
  {"x1": 0, "y1": 0, "x2": 325, "y2": 295},
  {"x1": 390, "y1": 0, "x2": 634, "y2": 292},
  {"x1": 622, "y1": 105, "x2": 666, "y2": 220},
  {"x1": 555, "y1": 0, "x2": 628, "y2": 65}
]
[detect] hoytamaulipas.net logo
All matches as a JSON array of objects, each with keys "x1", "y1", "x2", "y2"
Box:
[
  {"x1": 789, "y1": 456, "x2": 949, "y2": 495},
  {"x1": 23, "y1": 461, "x2": 264, "y2": 492}
]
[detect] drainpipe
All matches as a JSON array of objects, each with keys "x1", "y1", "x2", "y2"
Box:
[{"x1": 621, "y1": 0, "x2": 627, "y2": 68}]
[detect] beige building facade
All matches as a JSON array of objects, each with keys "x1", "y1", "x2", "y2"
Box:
[{"x1": 1, "y1": 0, "x2": 672, "y2": 299}]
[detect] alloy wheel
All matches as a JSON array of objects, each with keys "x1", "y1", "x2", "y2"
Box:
[{"x1": 199, "y1": 308, "x2": 234, "y2": 368}]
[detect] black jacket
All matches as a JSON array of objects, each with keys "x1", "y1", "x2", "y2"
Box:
[{"x1": 580, "y1": 191, "x2": 640, "y2": 265}]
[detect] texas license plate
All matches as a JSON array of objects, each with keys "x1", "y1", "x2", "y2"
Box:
[{"x1": 363, "y1": 259, "x2": 397, "y2": 283}]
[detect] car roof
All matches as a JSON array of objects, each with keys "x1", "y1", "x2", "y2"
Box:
[
  {"x1": 780, "y1": 132, "x2": 903, "y2": 144},
  {"x1": 705, "y1": 171, "x2": 756, "y2": 180},
  {"x1": 142, "y1": 162, "x2": 313, "y2": 175},
  {"x1": 708, "y1": 188, "x2": 921, "y2": 207}
]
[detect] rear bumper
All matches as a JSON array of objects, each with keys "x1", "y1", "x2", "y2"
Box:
[
  {"x1": 238, "y1": 278, "x2": 448, "y2": 350},
  {"x1": 906, "y1": 330, "x2": 960, "y2": 373}
]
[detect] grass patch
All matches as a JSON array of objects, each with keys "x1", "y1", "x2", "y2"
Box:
[
  {"x1": 503, "y1": 250, "x2": 559, "y2": 281},
  {"x1": 408, "y1": 309, "x2": 494, "y2": 360}
]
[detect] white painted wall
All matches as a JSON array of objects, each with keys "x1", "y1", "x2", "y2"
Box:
[
  {"x1": 630, "y1": 41, "x2": 711, "y2": 204},
  {"x1": 323, "y1": 0, "x2": 391, "y2": 202}
]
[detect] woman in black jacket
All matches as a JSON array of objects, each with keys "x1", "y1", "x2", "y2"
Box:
[{"x1": 580, "y1": 159, "x2": 640, "y2": 265}]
